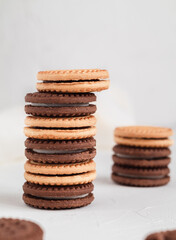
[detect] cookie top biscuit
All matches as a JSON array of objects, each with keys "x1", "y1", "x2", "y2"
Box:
[
  {"x1": 37, "y1": 69, "x2": 109, "y2": 81},
  {"x1": 114, "y1": 126, "x2": 173, "y2": 139},
  {"x1": 24, "y1": 160, "x2": 96, "y2": 175},
  {"x1": 24, "y1": 170, "x2": 96, "y2": 185},
  {"x1": 114, "y1": 136, "x2": 173, "y2": 148},
  {"x1": 25, "y1": 92, "x2": 96, "y2": 104},
  {"x1": 25, "y1": 115, "x2": 96, "y2": 128}
]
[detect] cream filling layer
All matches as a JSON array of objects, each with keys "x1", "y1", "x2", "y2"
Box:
[
  {"x1": 30, "y1": 103, "x2": 89, "y2": 107},
  {"x1": 40, "y1": 193, "x2": 89, "y2": 200},
  {"x1": 33, "y1": 149, "x2": 87, "y2": 154},
  {"x1": 116, "y1": 172, "x2": 167, "y2": 179}
]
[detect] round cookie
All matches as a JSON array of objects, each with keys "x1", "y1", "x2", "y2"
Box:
[
  {"x1": 36, "y1": 80, "x2": 110, "y2": 93},
  {"x1": 24, "y1": 170, "x2": 96, "y2": 185},
  {"x1": 114, "y1": 126, "x2": 173, "y2": 139},
  {"x1": 112, "y1": 164, "x2": 170, "y2": 177},
  {"x1": 23, "y1": 182, "x2": 94, "y2": 198},
  {"x1": 24, "y1": 160, "x2": 96, "y2": 175},
  {"x1": 25, "y1": 116, "x2": 96, "y2": 128},
  {"x1": 25, "y1": 92, "x2": 96, "y2": 104},
  {"x1": 25, "y1": 104, "x2": 96, "y2": 117},
  {"x1": 25, "y1": 148, "x2": 96, "y2": 164},
  {"x1": 0, "y1": 218, "x2": 43, "y2": 240},
  {"x1": 114, "y1": 136, "x2": 173, "y2": 148},
  {"x1": 24, "y1": 126, "x2": 96, "y2": 140},
  {"x1": 37, "y1": 69, "x2": 109, "y2": 81},
  {"x1": 112, "y1": 173, "x2": 170, "y2": 187},
  {"x1": 23, "y1": 193, "x2": 94, "y2": 209},
  {"x1": 113, "y1": 145, "x2": 171, "y2": 159},
  {"x1": 25, "y1": 138, "x2": 96, "y2": 150},
  {"x1": 112, "y1": 155, "x2": 171, "y2": 167},
  {"x1": 145, "y1": 230, "x2": 176, "y2": 240}
]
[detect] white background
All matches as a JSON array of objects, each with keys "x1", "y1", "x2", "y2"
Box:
[{"x1": 0, "y1": 1, "x2": 176, "y2": 239}]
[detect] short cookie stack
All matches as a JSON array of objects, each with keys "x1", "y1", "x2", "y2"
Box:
[
  {"x1": 23, "y1": 69, "x2": 109, "y2": 209},
  {"x1": 112, "y1": 126, "x2": 173, "y2": 187}
]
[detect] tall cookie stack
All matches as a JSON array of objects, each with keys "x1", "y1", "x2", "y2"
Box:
[
  {"x1": 23, "y1": 69, "x2": 109, "y2": 209},
  {"x1": 112, "y1": 126, "x2": 173, "y2": 187}
]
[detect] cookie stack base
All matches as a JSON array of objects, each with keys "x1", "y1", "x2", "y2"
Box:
[
  {"x1": 23, "y1": 182, "x2": 94, "y2": 209},
  {"x1": 112, "y1": 173, "x2": 170, "y2": 187}
]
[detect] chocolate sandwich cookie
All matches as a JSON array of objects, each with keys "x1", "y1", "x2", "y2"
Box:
[
  {"x1": 0, "y1": 218, "x2": 43, "y2": 240},
  {"x1": 23, "y1": 193, "x2": 94, "y2": 209},
  {"x1": 23, "y1": 182, "x2": 94, "y2": 198},
  {"x1": 25, "y1": 92, "x2": 96, "y2": 117},
  {"x1": 112, "y1": 164, "x2": 170, "y2": 177},
  {"x1": 36, "y1": 69, "x2": 110, "y2": 93},
  {"x1": 23, "y1": 182, "x2": 94, "y2": 209},
  {"x1": 113, "y1": 156, "x2": 170, "y2": 167},
  {"x1": 113, "y1": 145, "x2": 171, "y2": 159},
  {"x1": 25, "y1": 138, "x2": 96, "y2": 163},
  {"x1": 145, "y1": 229, "x2": 176, "y2": 240},
  {"x1": 25, "y1": 148, "x2": 96, "y2": 164},
  {"x1": 25, "y1": 138, "x2": 96, "y2": 150},
  {"x1": 112, "y1": 174, "x2": 170, "y2": 187}
]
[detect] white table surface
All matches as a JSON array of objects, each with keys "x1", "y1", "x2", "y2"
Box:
[{"x1": 0, "y1": 149, "x2": 176, "y2": 240}]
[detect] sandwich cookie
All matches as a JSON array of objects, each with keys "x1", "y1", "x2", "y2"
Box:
[
  {"x1": 25, "y1": 138, "x2": 96, "y2": 164},
  {"x1": 24, "y1": 126, "x2": 96, "y2": 140},
  {"x1": 23, "y1": 182, "x2": 94, "y2": 209},
  {"x1": 0, "y1": 218, "x2": 43, "y2": 240},
  {"x1": 24, "y1": 115, "x2": 96, "y2": 140},
  {"x1": 25, "y1": 137, "x2": 96, "y2": 150},
  {"x1": 24, "y1": 170, "x2": 96, "y2": 186},
  {"x1": 36, "y1": 69, "x2": 110, "y2": 93},
  {"x1": 114, "y1": 126, "x2": 173, "y2": 147},
  {"x1": 112, "y1": 126, "x2": 173, "y2": 187},
  {"x1": 24, "y1": 160, "x2": 96, "y2": 175},
  {"x1": 25, "y1": 92, "x2": 96, "y2": 117}
]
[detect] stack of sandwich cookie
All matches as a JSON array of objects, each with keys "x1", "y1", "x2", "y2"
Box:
[
  {"x1": 112, "y1": 126, "x2": 173, "y2": 187},
  {"x1": 23, "y1": 69, "x2": 109, "y2": 209}
]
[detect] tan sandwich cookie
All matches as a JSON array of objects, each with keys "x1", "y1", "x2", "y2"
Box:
[
  {"x1": 114, "y1": 126, "x2": 173, "y2": 139},
  {"x1": 24, "y1": 170, "x2": 96, "y2": 185},
  {"x1": 37, "y1": 69, "x2": 109, "y2": 81},
  {"x1": 25, "y1": 115, "x2": 96, "y2": 128},
  {"x1": 24, "y1": 126, "x2": 96, "y2": 140},
  {"x1": 36, "y1": 80, "x2": 110, "y2": 93},
  {"x1": 114, "y1": 136, "x2": 173, "y2": 148},
  {"x1": 25, "y1": 160, "x2": 96, "y2": 175}
]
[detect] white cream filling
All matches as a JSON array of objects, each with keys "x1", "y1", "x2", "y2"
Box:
[
  {"x1": 41, "y1": 193, "x2": 89, "y2": 200},
  {"x1": 116, "y1": 172, "x2": 167, "y2": 179},
  {"x1": 33, "y1": 149, "x2": 87, "y2": 154},
  {"x1": 115, "y1": 153, "x2": 154, "y2": 159},
  {"x1": 30, "y1": 103, "x2": 89, "y2": 107}
]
